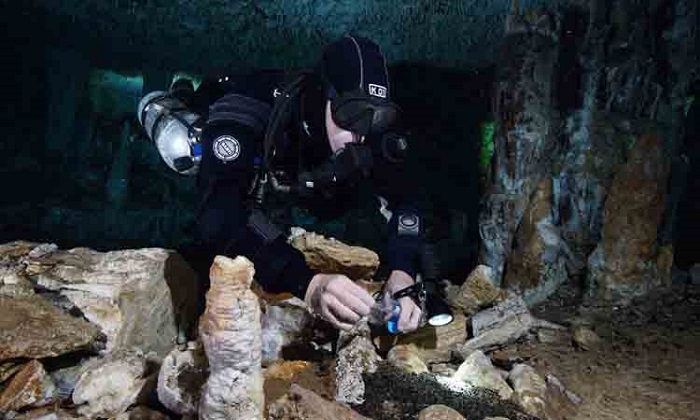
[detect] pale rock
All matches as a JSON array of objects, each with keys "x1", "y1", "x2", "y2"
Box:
[
  {"x1": 483, "y1": 418, "x2": 511, "y2": 420},
  {"x1": 198, "y1": 256, "x2": 264, "y2": 420},
  {"x1": 508, "y1": 364, "x2": 547, "y2": 418},
  {"x1": 417, "y1": 404, "x2": 466, "y2": 420},
  {"x1": 387, "y1": 344, "x2": 429, "y2": 374},
  {"x1": 0, "y1": 266, "x2": 35, "y2": 298},
  {"x1": 572, "y1": 327, "x2": 601, "y2": 351},
  {"x1": 157, "y1": 342, "x2": 208, "y2": 416},
  {"x1": 460, "y1": 265, "x2": 505, "y2": 314},
  {"x1": 31, "y1": 248, "x2": 200, "y2": 357},
  {"x1": 72, "y1": 351, "x2": 156, "y2": 418},
  {"x1": 261, "y1": 299, "x2": 313, "y2": 364},
  {"x1": 430, "y1": 363, "x2": 457, "y2": 377},
  {"x1": 452, "y1": 350, "x2": 513, "y2": 400},
  {"x1": 113, "y1": 406, "x2": 170, "y2": 420},
  {"x1": 268, "y1": 384, "x2": 372, "y2": 420},
  {"x1": 335, "y1": 321, "x2": 380, "y2": 405},
  {"x1": 290, "y1": 231, "x2": 379, "y2": 280},
  {"x1": 10, "y1": 407, "x2": 87, "y2": 420},
  {"x1": 461, "y1": 296, "x2": 564, "y2": 357},
  {"x1": 0, "y1": 360, "x2": 57, "y2": 412},
  {"x1": 0, "y1": 293, "x2": 100, "y2": 360}
]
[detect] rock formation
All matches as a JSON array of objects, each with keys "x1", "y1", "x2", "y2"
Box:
[{"x1": 198, "y1": 255, "x2": 264, "y2": 420}]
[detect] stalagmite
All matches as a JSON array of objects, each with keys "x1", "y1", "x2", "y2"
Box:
[{"x1": 198, "y1": 256, "x2": 263, "y2": 420}]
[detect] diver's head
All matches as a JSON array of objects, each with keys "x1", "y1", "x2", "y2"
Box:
[{"x1": 316, "y1": 35, "x2": 401, "y2": 152}]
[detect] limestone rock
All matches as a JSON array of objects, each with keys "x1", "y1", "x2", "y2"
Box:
[
  {"x1": 335, "y1": 321, "x2": 380, "y2": 405},
  {"x1": 387, "y1": 344, "x2": 429, "y2": 374},
  {"x1": 0, "y1": 360, "x2": 57, "y2": 412},
  {"x1": 572, "y1": 327, "x2": 601, "y2": 351},
  {"x1": 430, "y1": 363, "x2": 458, "y2": 377},
  {"x1": 31, "y1": 248, "x2": 199, "y2": 356},
  {"x1": 452, "y1": 350, "x2": 513, "y2": 400},
  {"x1": 157, "y1": 342, "x2": 208, "y2": 416},
  {"x1": 261, "y1": 298, "x2": 313, "y2": 364},
  {"x1": 51, "y1": 363, "x2": 91, "y2": 401},
  {"x1": 113, "y1": 406, "x2": 170, "y2": 420},
  {"x1": 0, "y1": 361, "x2": 23, "y2": 385},
  {"x1": 199, "y1": 256, "x2": 264, "y2": 420},
  {"x1": 417, "y1": 404, "x2": 466, "y2": 420},
  {"x1": 460, "y1": 265, "x2": 505, "y2": 314},
  {"x1": 508, "y1": 364, "x2": 546, "y2": 418},
  {"x1": 460, "y1": 296, "x2": 564, "y2": 357},
  {"x1": 268, "y1": 384, "x2": 372, "y2": 420},
  {"x1": 290, "y1": 231, "x2": 379, "y2": 280},
  {"x1": 503, "y1": 179, "x2": 573, "y2": 306},
  {"x1": 0, "y1": 266, "x2": 35, "y2": 298},
  {"x1": 587, "y1": 131, "x2": 671, "y2": 303},
  {"x1": 72, "y1": 351, "x2": 156, "y2": 418},
  {"x1": 10, "y1": 407, "x2": 87, "y2": 420},
  {"x1": 376, "y1": 313, "x2": 468, "y2": 364},
  {"x1": 0, "y1": 293, "x2": 100, "y2": 360},
  {"x1": 478, "y1": 12, "x2": 562, "y2": 283}
]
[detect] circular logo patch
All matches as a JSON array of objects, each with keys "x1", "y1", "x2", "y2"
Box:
[
  {"x1": 213, "y1": 135, "x2": 241, "y2": 162},
  {"x1": 399, "y1": 214, "x2": 418, "y2": 228}
]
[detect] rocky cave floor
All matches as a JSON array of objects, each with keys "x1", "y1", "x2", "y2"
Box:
[
  {"x1": 263, "y1": 282, "x2": 700, "y2": 420},
  {"x1": 523, "y1": 282, "x2": 700, "y2": 420}
]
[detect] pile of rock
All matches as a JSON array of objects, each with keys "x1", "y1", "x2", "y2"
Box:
[{"x1": 1, "y1": 235, "x2": 585, "y2": 420}]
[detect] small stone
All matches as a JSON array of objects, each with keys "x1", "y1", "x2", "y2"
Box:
[
  {"x1": 460, "y1": 265, "x2": 505, "y2": 314},
  {"x1": 114, "y1": 406, "x2": 170, "y2": 420},
  {"x1": 572, "y1": 327, "x2": 601, "y2": 351},
  {"x1": 335, "y1": 321, "x2": 380, "y2": 405},
  {"x1": 483, "y1": 418, "x2": 511, "y2": 420},
  {"x1": 452, "y1": 350, "x2": 513, "y2": 400},
  {"x1": 489, "y1": 349, "x2": 524, "y2": 371},
  {"x1": 261, "y1": 299, "x2": 313, "y2": 364},
  {"x1": 0, "y1": 294, "x2": 100, "y2": 360},
  {"x1": 268, "y1": 384, "x2": 372, "y2": 420},
  {"x1": 508, "y1": 364, "x2": 547, "y2": 418},
  {"x1": 73, "y1": 351, "x2": 156, "y2": 418},
  {"x1": 290, "y1": 232, "x2": 380, "y2": 281},
  {"x1": 417, "y1": 404, "x2": 466, "y2": 420},
  {"x1": 0, "y1": 360, "x2": 57, "y2": 412},
  {"x1": 387, "y1": 344, "x2": 429, "y2": 374},
  {"x1": 430, "y1": 363, "x2": 457, "y2": 377},
  {"x1": 157, "y1": 343, "x2": 208, "y2": 416}
]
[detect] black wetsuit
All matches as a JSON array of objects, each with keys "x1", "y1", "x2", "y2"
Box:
[{"x1": 190, "y1": 70, "x2": 424, "y2": 299}]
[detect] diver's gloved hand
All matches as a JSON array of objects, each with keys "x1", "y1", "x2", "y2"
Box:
[
  {"x1": 304, "y1": 273, "x2": 376, "y2": 331},
  {"x1": 384, "y1": 270, "x2": 422, "y2": 333}
]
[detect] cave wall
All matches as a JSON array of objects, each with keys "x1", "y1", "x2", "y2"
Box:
[{"x1": 479, "y1": 0, "x2": 699, "y2": 305}]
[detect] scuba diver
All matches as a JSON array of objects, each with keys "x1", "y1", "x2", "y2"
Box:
[{"x1": 137, "y1": 35, "x2": 437, "y2": 333}]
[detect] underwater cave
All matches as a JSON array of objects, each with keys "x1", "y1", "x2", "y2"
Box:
[{"x1": 0, "y1": 1, "x2": 698, "y2": 419}]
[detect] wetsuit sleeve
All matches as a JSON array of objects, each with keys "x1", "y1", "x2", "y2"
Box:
[
  {"x1": 196, "y1": 94, "x2": 315, "y2": 299},
  {"x1": 372, "y1": 137, "x2": 427, "y2": 278}
]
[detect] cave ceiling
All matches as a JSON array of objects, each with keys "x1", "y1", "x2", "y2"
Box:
[{"x1": 15, "y1": 0, "x2": 568, "y2": 74}]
